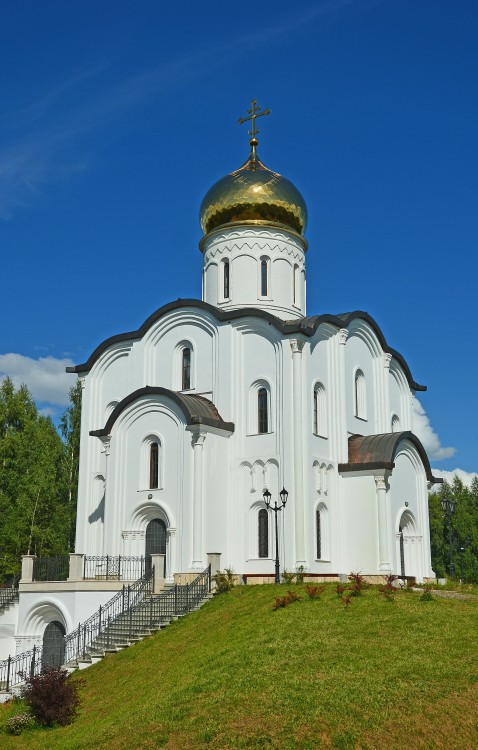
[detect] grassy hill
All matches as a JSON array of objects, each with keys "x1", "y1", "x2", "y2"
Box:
[{"x1": 1, "y1": 583, "x2": 478, "y2": 749}]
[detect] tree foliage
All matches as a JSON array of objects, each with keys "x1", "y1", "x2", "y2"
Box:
[
  {"x1": 0, "y1": 377, "x2": 81, "y2": 581},
  {"x1": 429, "y1": 477, "x2": 478, "y2": 582}
]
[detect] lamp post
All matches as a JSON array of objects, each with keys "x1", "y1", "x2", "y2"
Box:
[
  {"x1": 441, "y1": 491, "x2": 456, "y2": 580},
  {"x1": 263, "y1": 487, "x2": 288, "y2": 584}
]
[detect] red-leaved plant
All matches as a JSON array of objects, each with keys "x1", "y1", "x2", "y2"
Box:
[
  {"x1": 304, "y1": 584, "x2": 326, "y2": 600},
  {"x1": 348, "y1": 572, "x2": 367, "y2": 596},
  {"x1": 22, "y1": 668, "x2": 84, "y2": 727},
  {"x1": 272, "y1": 590, "x2": 302, "y2": 610}
]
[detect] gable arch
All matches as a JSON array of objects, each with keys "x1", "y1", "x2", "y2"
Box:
[
  {"x1": 347, "y1": 319, "x2": 383, "y2": 359},
  {"x1": 23, "y1": 599, "x2": 73, "y2": 637},
  {"x1": 129, "y1": 500, "x2": 174, "y2": 531}
]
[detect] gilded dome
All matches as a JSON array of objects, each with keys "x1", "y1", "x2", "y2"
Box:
[{"x1": 199, "y1": 149, "x2": 308, "y2": 236}]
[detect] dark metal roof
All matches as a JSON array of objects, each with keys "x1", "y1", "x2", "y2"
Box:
[
  {"x1": 89, "y1": 387, "x2": 234, "y2": 437},
  {"x1": 67, "y1": 299, "x2": 425, "y2": 392},
  {"x1": 338, "y1": 431, "x2": 442, "y2": 483}
]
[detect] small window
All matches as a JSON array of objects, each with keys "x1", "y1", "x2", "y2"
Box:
[
  {"x1": 293, "y1": 264, "x2": 299, "y2": 306},
  {"x1": 261, "y1": 259, "x2": 268, "y2": 297},
  {"x1": 182, "y1": 348, "x2": 191, "y2": 390},
  {"x1": 313, "y1": 383, "x2": 327, "y2": 437},
  {"x1": 258, "y1": 508, "x2": 269, "y2": 558},
  {"x1": 354, "y1": 369, "x2": 366, "y2": 420},
  {"x1": 223, "y1": 260, "x2": 230, "y2": 299},
  {"x1": 150, "y1": 443, "x2": 159, "y2": 489},
  {"x1": 316, "y1": 508, "x2": 322, "y2": 559},
  {"x1": 258, "y1": 388, "x2": 269, "y2": 434}
]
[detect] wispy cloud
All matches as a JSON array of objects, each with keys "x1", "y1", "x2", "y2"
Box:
[
  {"x1": 0, "y1": 353, "x2": 74, "y2": 407},
  {"x1": 0, "y1": 1, "x2": 358, "y2": 218},
  {"x1": 411, "y1": 396, "x2": 455, "y2": 461}
]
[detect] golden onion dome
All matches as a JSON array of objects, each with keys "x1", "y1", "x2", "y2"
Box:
[{"x1": 199, "y1": 145, "x2": 308, "y2": 236}]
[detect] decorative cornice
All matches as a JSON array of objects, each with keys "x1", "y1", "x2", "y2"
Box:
[{"x1": 66, "y1": 300, "x2": 425, "y2": 391}]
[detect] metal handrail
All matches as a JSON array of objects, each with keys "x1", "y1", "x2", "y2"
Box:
[
  {"x1": 83, "y1": 555, "x2": 146, "y2": 581},
  {"x1": 0, "y1": 565, "x2": 211, "y2": 692},
  {"x1": 32, "y1": 557, "x2": 69, "y2": 582},
  {"x1": 0, "y1": 574, "x2": 20, "y2": 611}
]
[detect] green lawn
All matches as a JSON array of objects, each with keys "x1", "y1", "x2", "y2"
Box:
[{"x1": 1, "y1": 584, "x2": 477, "y2": 749}]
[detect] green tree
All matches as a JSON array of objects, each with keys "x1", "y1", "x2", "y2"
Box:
[
  {"x1": 0, "y1": 378, "x2": 72, "y2": 580},
  {"x1": 429, "y1": 478, "x2": 478, "y2": 583},
  {"x1": 59, "y1": 380, "x2": 82, "y2": 548}
]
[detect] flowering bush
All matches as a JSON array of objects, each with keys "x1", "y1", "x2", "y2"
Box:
[{"x1": 6, "y1": 713, "x2": 35, "y2": 735}]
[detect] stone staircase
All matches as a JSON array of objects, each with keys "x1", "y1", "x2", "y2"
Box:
[
  {"x1": 69, "y1": 586, "x2": 214, "y2": 671},
  {"x1": 0, "y1": 566, "x2": 212, "y2": 695}
]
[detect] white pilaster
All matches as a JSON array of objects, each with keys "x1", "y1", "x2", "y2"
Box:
[
  {"x1": 336, "y1": 329, "x2": 348, "y2": 462},
  {"x1": 191, "y1": 431, "x2": 207, "y2": 569},
  {"x1": 290, "y1": 338, "x2": 306, "y2": 566},
  {"x1": 375, "y1": 475, "x2": 391, "y2": 572},
  {"x1": 382, "y1": 353, "x2": 392, "y2": 432},
  {"x1": 167, "y1": 527, "x2": 177, "y2": 583}
]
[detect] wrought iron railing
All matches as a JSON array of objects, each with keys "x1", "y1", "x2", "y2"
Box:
[
  {"x1": 0, "y1": 574, "x2": 20, "y2": 611},
  {"x1": 32, "y1": 557, "x2": 69, "y2": 582},
  {"x1": 64, "y1": 566, "x2": 154, "y2": 664},
  {"x1": 0, "y1": 565, "x2": 211, "y2": 692},
  {"x1": 83, "y1": 555, "x2": 146, "y2": 581},
  {"x1": 0, "y1": 644, "x2": 42, "y2": 693}
]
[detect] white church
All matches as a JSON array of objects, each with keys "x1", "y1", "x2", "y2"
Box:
[{"x1": 0, "y1": 103, "x2": 440, "y2": 674}]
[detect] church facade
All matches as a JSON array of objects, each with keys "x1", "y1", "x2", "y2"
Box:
[{"x1": 0, "y1": 105, "x2": 439, "y2": 664}]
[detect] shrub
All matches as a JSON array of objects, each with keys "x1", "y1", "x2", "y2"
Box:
[
  {"x1": 336, "y1": 583, "x2": 348, "y2": 598},
  {"x1": 295, "y1": 565, "x2": 305, "y2": 584},
  {"x1": 420, "y1": 586, "x2": 434, "y2": 602},
  {"x1": 304, "y1": 584, "x2": 325, "y2": 599},
  {"x1": 281, "y1": 569, "x2": 296, "y2": 585},
  {"x1": 348, "y1": 572, "x2": 367, "y2": 596},
  {"x1": 5, "y1": 713, "x2": 35, "y2": 735},
  {"x1": 379, "y1": 573, "x2": 399, "y2": 601},
  {"x1": 272, "y1": 590, "x2": 302, "y2": 610},
  {"x1": 22, "y1": 668, "x2": 84, "y2": 727},
  {"x1": 213, "y1": 568, "x2": 235, "y2": 593}
]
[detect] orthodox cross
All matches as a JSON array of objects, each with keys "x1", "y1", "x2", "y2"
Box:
[{"x1": 238, "y1": 100, "x2": 271, "y2": 158}]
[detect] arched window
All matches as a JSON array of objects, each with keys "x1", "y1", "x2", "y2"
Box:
[
  {"x1": 391, "y1": 413, "x2": 400, "y2": 432},
  {"x1": 182, "y1": 347, "x2": 191, "y2": 390},
  {"x1": 354, "y1": 369, "x2": 366, "y2": 420},
  {"x1": 150, "y1": 443, "x2": 159, "y2": 489},
  {"x1": 316, "y1": 508, "x2": 322, "y2": 560},
  {"x1": 258, "y1": 388, "x2": 269, "y2": 434},
  {"x1": 315, "y1": 503, "x2": 328, "y2": 560},
  {"x1": 223, "y1": 260, "x2": 230, "y2": 299},
  {"x1": 258, "y1": 508, "x2": 269, "y2": 558},
  {"x1": 293, "y1": 264, "x2": 299, "y2": 306},
  {"x1": 260, "y1": 258, "x2": 269, "y2": 297},
  {"x1": 313, "y1": 383, "x2": 327, "y2": 437}
]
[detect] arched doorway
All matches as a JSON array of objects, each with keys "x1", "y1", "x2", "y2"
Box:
[
  {"x1": 397, "y1": 510, "x2": 419, "y2": 580},
  {"x1": 145, "y1": 518, "x2": 167, "y2": 576},
  {"x1": 42, "y1": 621, "x2": 66, "y2": 668}
]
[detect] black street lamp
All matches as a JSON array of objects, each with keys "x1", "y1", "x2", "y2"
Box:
[
  {"x1": 441, "y1": 491, "x2": 456, "y2": 580},
  {"x1": 263, "y1": 487, "x2": 288, "y2": 584}
]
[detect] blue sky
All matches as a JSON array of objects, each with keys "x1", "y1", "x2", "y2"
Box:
[{"x1": 0, "y1": 0, "x2": 477, "y2": 479}]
